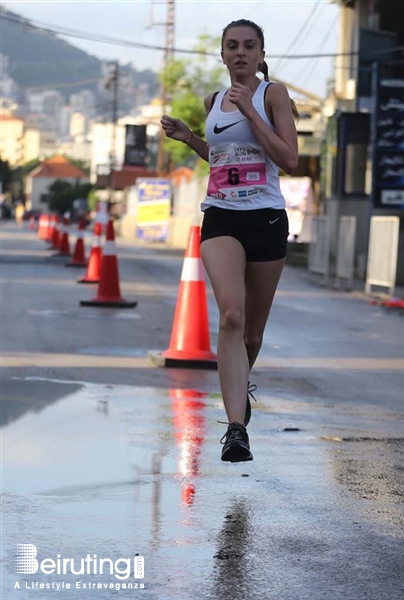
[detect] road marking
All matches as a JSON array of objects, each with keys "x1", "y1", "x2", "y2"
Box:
[{"x1": 2, "y1": 352, "x2": 403, "y2": 371}]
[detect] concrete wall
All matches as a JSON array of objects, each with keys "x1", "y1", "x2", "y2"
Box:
[
  {"x1": 118, "y1": 214, "x2": 137, "y2": 240},
  {"x1": 326, "y1": 197, "x2": 404, "y2": 284},
  {"x1": 326, "y1": 196, "x2": 370, "y2": 278}
]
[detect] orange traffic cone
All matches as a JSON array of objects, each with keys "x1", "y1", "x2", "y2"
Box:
[
  {"x1": 80, "y1": 219, "x2": 137, "y2": 308},
  {"x1": 77, "y1": 222, "x2": 103, "y2": 283},
  {"x1": 95, "y1": 200, "x2": 109, "y2": 235},
  {"x1": 49, "y1": 215, "x2": 60, "y2": 249},
  {"x1": 60, "y1": 216, "x2": 71, "y2": 255},
  {"x1": 148, "y1": 225, "x2": 217, "y2": 369},
  {"x1": 66, "y1": 217, "x2": 87, "y2": 267},
  {"x1": 52, "y1": 216, "x2": 71, "y2": 256},
  {"x1": 38, "y1": 214, "x2": 49, "y2": 240}
]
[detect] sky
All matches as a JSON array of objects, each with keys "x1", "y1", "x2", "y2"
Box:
[{"x1": 4, "y1": 0, "x2": 340, "y2": 99}]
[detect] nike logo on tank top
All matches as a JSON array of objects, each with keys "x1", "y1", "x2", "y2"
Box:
[
  {"x1": 213, "y1": 120, "x2": 245, "y2": 134},
  {"x1": 202, "y1": 80, "x2": 286, "y2": 212}
]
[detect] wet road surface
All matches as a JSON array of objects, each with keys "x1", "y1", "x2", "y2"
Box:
[{"x1": 1, "y1": 222, "x2": 404, "y2": 599}]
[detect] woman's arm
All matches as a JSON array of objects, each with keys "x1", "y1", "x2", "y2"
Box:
[
  {"x1": 227, "y1": 82, "x2": 298, "y2": 174},
  {"x1": 160, "y1": 96, "x2": 213, "y2": 163}
]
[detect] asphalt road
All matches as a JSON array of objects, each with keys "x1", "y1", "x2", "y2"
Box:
[{"x1": 1, "y1": 220, "x2": 404, "y2": 600}]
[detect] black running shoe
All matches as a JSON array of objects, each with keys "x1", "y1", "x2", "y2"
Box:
[
  {"x1": 244, "y1": 382, "x2": 257, "y2": 426},
  {"x1": 220, "y1": 422, "x2": 253, "y2": 462}
]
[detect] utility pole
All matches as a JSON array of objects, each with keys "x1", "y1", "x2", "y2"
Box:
[
  {"x1": 149, "y1": 0, "x2": 175, "y2": 176},
  {"x1": 105, "y1": 61, "x2": 118, "y2": 212}
]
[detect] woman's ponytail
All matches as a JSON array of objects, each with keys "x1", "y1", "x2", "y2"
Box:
[
  {"x1": 290, "y1": 99, "x2": 300, "y2": 122},
  {"x1": 258, "y1": 61, "x2": 269, "y2": 82},
  {"x1": 259, "y1": 60, "x2": 300, "y2": 122}
]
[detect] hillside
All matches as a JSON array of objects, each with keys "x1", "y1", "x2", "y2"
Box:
[{"x1": 0, "y1": 8, "x2": 158, "y2": 100}]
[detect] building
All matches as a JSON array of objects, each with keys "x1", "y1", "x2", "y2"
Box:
[
  {"x1": 0, "y1": 54, "x2": 19, "y2": 102},
  {"x1": 324, "y1": 0, "x2": 404, "y2": 283},
  {"x1": 0, "y1": 115, "x2": 24, "y2": 166},
  {"x1": 24, "y1": 89, "x2": 65, "y2": 138},
  {"x1": 23, "y1": 128, "x2": 41, "y2": 164},
  {"x1": 25, "y1": 155, "x2": 90, "y2": 212},
  {"x1": 89, "y1": 101, "x2": 163, "y2": 183}
]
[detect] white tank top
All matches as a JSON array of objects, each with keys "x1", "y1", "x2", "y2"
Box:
[{"x1": 201, "y1": 80, "x2": 286, "y2": 211}]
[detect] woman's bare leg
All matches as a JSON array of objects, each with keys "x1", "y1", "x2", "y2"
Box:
[
  {"x1": 201, "y1": 236, "x2": 248, "y2": 424},
  {"x1": 244, "y1": 258, "x2": 285, "y2": 369}
]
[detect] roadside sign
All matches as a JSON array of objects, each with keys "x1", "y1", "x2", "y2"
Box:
[{"x1": 137, "y1": 178, "x2": 171, "y2": 242}]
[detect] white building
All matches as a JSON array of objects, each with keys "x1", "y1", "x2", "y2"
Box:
[
  {"x1": 25, "y1": 155, "x2": 90, "y2": 211},
  {"x1": 89, "y1": 101, "x2": 163, "y2": 183},
  {"x1": 0, "y1": 115, "x2": 24, "y2": 166}
]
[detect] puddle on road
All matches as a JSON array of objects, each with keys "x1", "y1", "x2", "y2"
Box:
[
  {"x1": 2, "y1": 380, "x2": 206, "y2": 496},
  {"x1": 2, "y1": 377, "x2": 403, "y2": 599},
  {"x1": 2, "y1": 379, "x2": 221, "y2": 598}
]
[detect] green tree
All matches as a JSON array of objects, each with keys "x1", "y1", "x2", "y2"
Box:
[
  {"x1": 159, "y1": 34, "x2": 226, "y2": 172},
  {"x1": 10, "y1": 159, "x2": 41, "y2": 204},
  {"x1": 63, "y1": 156, "x2": 90, "y2": 176},
  {"x1": 87, "y1": 188, "x2": 98, "y2": 212},
  {"x1": 20, "y1": 158, "x2": 41, "y2": 176},
  {"x1": 0, "y1": 159, "x2": 13, "y2": 194},
  {"x1": 48, "y1": 180, "x2": 93, "y2": 215}
]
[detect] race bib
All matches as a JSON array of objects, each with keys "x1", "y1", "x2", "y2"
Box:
[{"x1": 207, "y1": 143, "x2": 267, "y2": 200}]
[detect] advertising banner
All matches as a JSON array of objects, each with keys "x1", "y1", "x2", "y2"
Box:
[
  {"x1": 372, "y1": 74, "x2": 404, "y2": 208},
  {"x1": 136, "y1": 178, "x2": 171, "y2": 242}
]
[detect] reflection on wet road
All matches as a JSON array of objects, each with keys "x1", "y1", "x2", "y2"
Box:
[{"x1": 2, "y1": 378, "x2": 403, "y2": 599}]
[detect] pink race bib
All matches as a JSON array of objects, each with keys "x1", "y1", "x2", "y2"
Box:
[{"x1": 207, "y1": 143, "x2": 267, "y2": 201}]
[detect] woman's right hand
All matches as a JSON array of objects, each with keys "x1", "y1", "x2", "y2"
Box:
[{"x1": 160, "y1": 115, "x2": 191, "y2": 143}]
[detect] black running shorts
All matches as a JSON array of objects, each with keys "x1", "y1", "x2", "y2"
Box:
[{"x1": 200, "y1": 206, "x2": 289, "y2": 262}]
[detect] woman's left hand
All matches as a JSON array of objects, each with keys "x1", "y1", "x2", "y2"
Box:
[{"x1": 228, "y1": 83, "x2": 254, "y2": 117}]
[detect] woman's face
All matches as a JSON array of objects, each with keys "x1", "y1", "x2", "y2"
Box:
[{"x1": 221, "y1": 26, "x2": 265, "y2": 77}]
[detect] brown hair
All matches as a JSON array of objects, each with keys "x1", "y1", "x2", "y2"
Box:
[{"x1": 222, "y1": 19, "x2": 299, "y2": 121}]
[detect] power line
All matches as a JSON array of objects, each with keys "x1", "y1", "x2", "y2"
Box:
[
  {"x1": 18, "y1": 62, "x2": 383, "y2": 97},
  {"x1": 1, "y1": 11, "x2": 403, "y2": 62},
  {"x1": 20, "y1": 78, "x2": 102, "y2": 91},
  {"x1": 244, "y1": 1, "x2": 266, "y2": 19},
  {"x1": 293, "y1": 16, "x2": 339, "y2": 89},
  {"x1": 272, "y1": 0, "x2": 322, "y2": 73}
]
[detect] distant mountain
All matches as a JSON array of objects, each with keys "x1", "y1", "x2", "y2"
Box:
[{"x1": 0, "y1": 8, "x2": 159, "y2": 101}]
